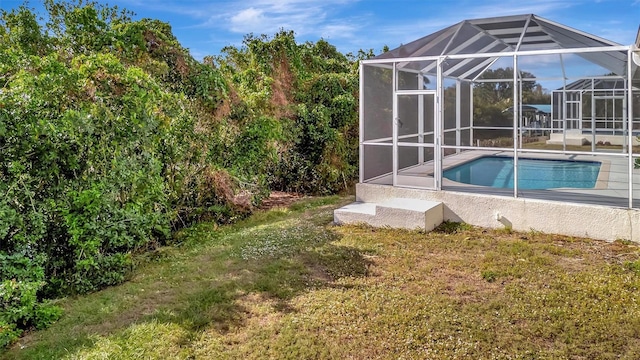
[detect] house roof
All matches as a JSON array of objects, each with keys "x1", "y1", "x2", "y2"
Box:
[
  {"x1": 376, "y1": 14, "x2": 630, "y2": 81},
  {"x1": 559, "y1": 78, "x2": 630, "y2": 91},
  {"x1": 503, "y1": 104, "x2": 552, "y2": 114},
  {"x1": 524, "y1": 104, "x2": 552, "y2": 114}
]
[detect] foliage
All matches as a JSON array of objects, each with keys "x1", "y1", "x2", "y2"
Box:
[
  {"x1": 218, "y1": 32, "x2": 360, "y2": 194},
  {"x1": 434, "y1": 221, "x2": 473, "y2": 234},
  {"x1": 0, "y1": 1, "x2": 362, "y2": 347},
  {"x1": 473, "y1": 67, "x2": 551, "y2": 131},
  {"x1": 474, "y1": 68, "x2": 539, "y2": 102},
  {"x1": 0, "y1": 1, "x2": 211, "y2": 345},
  {"x1": 0, "y1": 251, "x2": 62, "y2": 347}
]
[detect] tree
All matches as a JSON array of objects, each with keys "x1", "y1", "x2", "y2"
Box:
[
  {"x1": 474, "y1": 67, "x2": 539, "y2": 104},
  {"x1": 473, "y1": 67, "x2": 550, "y2": 132}
]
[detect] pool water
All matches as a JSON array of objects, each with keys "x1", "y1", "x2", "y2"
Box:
[{"x1": 443, "y1": 156, "x2": 601, "y2": 189}]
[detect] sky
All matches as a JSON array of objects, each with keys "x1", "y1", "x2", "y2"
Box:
[{"x1": 0, "y1": 0, "x2": 639, "y2": 61}]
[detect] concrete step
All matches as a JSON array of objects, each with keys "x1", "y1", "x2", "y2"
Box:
[
  {"x1": 334, "y1": 198, "x2": 443, "y2": 231},
  {"x1": 546, "y1": 132, "x2": 589, "y2": 146},
  {"x1": 546, "y1": 138, "x2": 589, "y2": 146},
  {"x1": 332, "y1": 202, "x2": 376, "y2": 225}
]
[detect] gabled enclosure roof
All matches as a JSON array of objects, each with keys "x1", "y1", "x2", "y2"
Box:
[
  {"x1": 377, "y1": 14, "x2": 629, "y2": 80},
  {"x1": 560, "y1": 78, "x2": 629, "y2": 91}
]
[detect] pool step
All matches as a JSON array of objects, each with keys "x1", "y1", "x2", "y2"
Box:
[{"x1": 334, "y1": 198, "x2": 443, "y2": 231}]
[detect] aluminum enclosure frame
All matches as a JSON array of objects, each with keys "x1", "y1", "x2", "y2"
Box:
[{"x1": 359, "y1": 14, "x2": 640, "y2": 209}]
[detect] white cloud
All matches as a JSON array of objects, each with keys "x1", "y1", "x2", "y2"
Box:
[
  {"x1": 319, "y1": 24, "x2": 358, "y2": 39},
  {"x1": 231, "y1": 7, "x2": 264, "y2": 24},
  {"x1": 119, "y1": 0, "x2": 366, "y2": 56},
  {"x1": 230, "y1": 7, "x2": 267, "y2": 32},
  {"x1": 221, "y1": 0, "x2": 361, "y2": 38}
]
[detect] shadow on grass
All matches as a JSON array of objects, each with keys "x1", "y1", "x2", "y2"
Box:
[
  {"x1": 147, "y1": 241, "x2": 373, "y2": 334},
  {"x1": 2, "y1": 202, "x2": 370, "y2": 359}
]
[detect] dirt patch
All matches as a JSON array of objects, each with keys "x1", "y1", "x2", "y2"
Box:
[
  {"x1": 259, "y1": 191, "x2": 304, "y2": 210},
  {"x1": 304, "y1": 262, "x2": 333, "y2": 283}
]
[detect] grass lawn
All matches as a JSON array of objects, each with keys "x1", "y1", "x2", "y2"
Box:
[
  {"x1": 522, "y1": 140, "x2": 640, "y2": 153},
  {"x1": 3, "y1": 196, "x2": 640, "y2": 359}
]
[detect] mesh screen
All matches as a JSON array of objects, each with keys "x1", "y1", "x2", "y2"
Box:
[
  {"x1": 363, "y1": 145, "x2": 392, "y2": 183},
  {"x1": 363, "y1": 64, "x2": 392, "y2": 142}
]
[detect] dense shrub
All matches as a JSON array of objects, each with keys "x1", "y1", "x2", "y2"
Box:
[
  {"x1": 0, "y1": 2, "x2": 237, "y2": 345},
  {"x1": 0, "y1": 1, "x2": 363, "y2": 347},
  {"x1": 218, "y1": 32, "x2": 361, "y2": 194}
]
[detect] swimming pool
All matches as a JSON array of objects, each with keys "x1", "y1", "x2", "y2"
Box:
[{"x1": 443, "y1": 156, "x2": 601, "y2": 190}]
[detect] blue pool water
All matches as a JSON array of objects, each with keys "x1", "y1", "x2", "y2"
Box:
[{"x1": 443, "y1": 156, "x2": 601, "y2": 190}]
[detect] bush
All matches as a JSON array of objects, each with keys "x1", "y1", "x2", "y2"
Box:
[
  {"x1": 2, "y1": 281, "x2": 61, "y2": 348},
  {"x1": 220, "y1": 36, "x2": 360, "y2": 195},
  {"x1": 0, "y1": 1, "x2": 361, "y2": 347},
  {"x1": 0, "y1": 2, "x2": 244, "y2": 345}
]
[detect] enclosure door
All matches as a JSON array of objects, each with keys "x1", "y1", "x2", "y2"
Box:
[
  {"x1": 565, "y1": 91, "x2": 582, "y2": 130},
  {"x1": 394, "y1": 92, "x2": 437, "y2": 189}
]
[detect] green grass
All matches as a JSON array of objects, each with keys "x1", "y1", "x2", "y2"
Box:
[
  {"x1": 522, "y1": 140, "x2": 640, "y2": 153},
  {"x1": 4, "y1": 195, "x2": 640, "y2": 359}
]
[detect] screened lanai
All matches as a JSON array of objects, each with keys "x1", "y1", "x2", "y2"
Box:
[
  {"x1": 360, "y1": 14, "x2": 640, "y2": 208},
  {"x1": 550, "y1": 78, "x2": 639, "y2": 149}
]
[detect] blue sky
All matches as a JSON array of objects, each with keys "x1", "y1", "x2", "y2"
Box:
[{"x1": 1, "y1": 0, "x2": 639, "y2": 60}]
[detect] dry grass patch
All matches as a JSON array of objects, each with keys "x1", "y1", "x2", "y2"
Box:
[{"x1": 4, "y1": 196, "x2": 640, "y2": 359}]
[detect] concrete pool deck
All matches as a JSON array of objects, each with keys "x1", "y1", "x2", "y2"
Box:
[{"x1": 365, "y1": 150, "x2": 640, "y2": 208}]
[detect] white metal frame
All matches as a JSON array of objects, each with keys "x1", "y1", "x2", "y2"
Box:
[
  {"x1": 360, "y1": 42, "x2": 638, "y2": 208},
  {"x1": 393, "y1": 75, "x2": 438, "y2": 189}
]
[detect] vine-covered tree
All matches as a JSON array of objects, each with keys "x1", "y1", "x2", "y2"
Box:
[{"x1": 0, "y1": 1, "x2": 361, "y2": 347}]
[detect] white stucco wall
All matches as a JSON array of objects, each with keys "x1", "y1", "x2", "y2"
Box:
[
  {"x1": 356, "y1": 183, "x2": 640, "y2": 242},
  {"x1": 593, "y1": 134, "x2": 640, "y2": 146}
]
